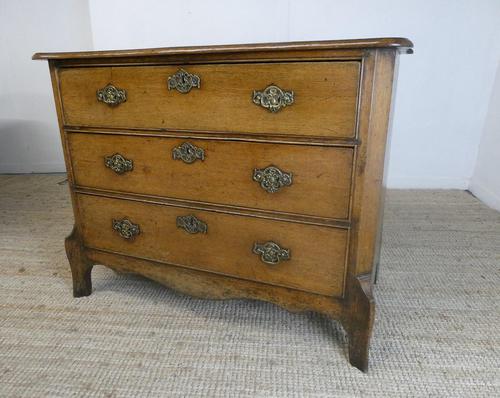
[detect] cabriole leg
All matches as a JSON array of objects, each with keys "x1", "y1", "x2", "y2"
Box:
[
  {"x1": 65, "y1": 226, "x2": 93, "y2": 297},
  {"x1": 343, "y1": 274, "x2": 375, "y2": 372}
]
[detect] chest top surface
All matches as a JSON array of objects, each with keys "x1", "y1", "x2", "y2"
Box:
[{"x1": 33, "y1": 37, "x2": 413, "y2": 60}]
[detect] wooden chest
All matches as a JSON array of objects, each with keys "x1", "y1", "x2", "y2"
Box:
[{"x1": 34, "y1": 38, "x2": 412, "y2": 371}]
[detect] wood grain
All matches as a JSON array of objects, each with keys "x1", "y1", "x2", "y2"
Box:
[
  {"x1": 342, "y1": 273, "x2": 374, "y2": 372},
  {"x1": 348, "y1": 50, "x2": 397, "y2": 277},
  {"x1": 65, "y1": 126, "x2": 360, "y2": 146},
  {"x1": 59, "y1": 62, "x2": 360, "y2": 138},
  {"x1": 68, "y1": 132, "x2": 354, "y2": 219},
  {"x1": 72, "y1": 187, "x2": 351, "y2": 229},
  {"x1": 86, "y1": 248, "x2": 344, "y2": 317},
  {"x1": 77, "y1": 193, "x2": 348, "y2": 297},
  {"x1": 33, "y1": 37, "x2": 413, "y2": 60},
  {"x1": 65, "y1": 225, "x2": 94, "y2": 297}
]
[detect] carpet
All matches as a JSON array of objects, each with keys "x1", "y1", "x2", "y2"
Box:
[{"x1": 0, "y1": 174, "x2": 498, "y2": 397}]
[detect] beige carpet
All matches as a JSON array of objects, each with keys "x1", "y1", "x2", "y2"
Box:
[{"x1": 0, "y1": 174, "x2": 498, "y2": 397}]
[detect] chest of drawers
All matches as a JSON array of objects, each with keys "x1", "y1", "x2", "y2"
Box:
[{"x1": 34, "y1": 38, "x2": 412, "y2": 371}]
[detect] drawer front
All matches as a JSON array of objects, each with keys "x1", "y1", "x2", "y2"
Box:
[
  {"x1": 59, "y1": 62, "x2": 360, "y2": 138},
  {"x1": 68, "y1": 133, "x2": 353, "y2": 220},
  {"x1": 77, "y1": 194, "x2": 347, "y2": 296}
]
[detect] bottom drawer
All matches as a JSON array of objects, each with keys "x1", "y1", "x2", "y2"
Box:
[{"x1": 77, "y1": 194, "x2": 348, "y2": 297}]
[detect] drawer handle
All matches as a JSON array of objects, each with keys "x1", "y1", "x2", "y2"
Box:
[
  {"x1": 168, "y1": 69, "x2": 200, "y2": 93},
  {"x1": 252, "y1": 84, "x2": 294, "y2": 113},
  {"x1": 96, "y1": 84, "x2": 127, "y2": 106},
  {"x1": 253, "y1": 241, "x2": 290, "y2": 265},
  {"x1": 104, "y1": 153, "x2": 133, "y2": 174},
  {"x1": 172, "y1": 142, "x2": 205, "y2": 164},
  {"x1": 177, "y1": 215, "x2": 208, "y2": 234},
  {"x1": 112, "y1": 218, "x2": 140, "y2": 240},
  {"x1": 253, "y1": 165, "x2": 293, "y2": 193}
]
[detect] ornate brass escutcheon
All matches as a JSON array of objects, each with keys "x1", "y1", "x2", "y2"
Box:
[
  {"x1": 96, "y1": 84, "x2": 127, "y2": 106},
  {"x1": 253, "y1": 165, "x2": 293, "y2": 193},
  {"x1": 172, "y1": 142, "x2": 205, "y2": 164},
  {"x1": 112, "y1": 218, "x2": 140, "y2": 240},
  {"x1": 176, "y1": 215, "x2": 208, "y2": 234},
  {"x1": 104, "y1": 153, "x2": 133, "y2": 174},
  {"x1": 253, "y1": 241, "x2": 290, "y2": 265},
  {"x1": 252, "y1": 84, "x2": 294, "y2": 113},
  {"x1": 167, "y1": 69, "x2": 201, "y2": 93}
]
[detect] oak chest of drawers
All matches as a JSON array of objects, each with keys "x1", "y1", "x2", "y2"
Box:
[{"x1": 34, "y1": 38, "x2": 412, "y2": 371}]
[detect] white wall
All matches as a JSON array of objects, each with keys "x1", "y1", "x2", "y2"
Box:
[
  {"x1": 0, "y1": 0, "x2": 93, "y2": 173},
  {"x1": 470, "y1": 62, "x2": 500, "y2": 210},
  {"x1": 1, "y1": 0, "x2": 499, "y2": 195},
  {"x1": 87, "y1": 0, "x2": 500, "y2": 189}
]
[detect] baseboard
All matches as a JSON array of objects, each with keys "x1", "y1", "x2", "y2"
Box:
[
  {"x1": 0, "y1": 162, "x2": 66, "y2": 174},
  {"x1": 468, "y1": 180, "x2": 500, "y2": 211},
  {"x1": 386, "y1": 176, "x2": 469, "y2": 190}
]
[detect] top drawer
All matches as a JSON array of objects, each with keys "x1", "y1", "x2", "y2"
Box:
[{"x1": 58, "y1": 62, "x2": 360, "y2": 138}]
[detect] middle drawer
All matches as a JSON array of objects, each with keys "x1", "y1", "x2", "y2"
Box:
[{"x1": 68, "y1": 133, "x2": 353, "y2": 220}]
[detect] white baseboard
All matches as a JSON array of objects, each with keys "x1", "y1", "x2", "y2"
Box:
[
  {"x1": 468, "y1": 180, "x2": 500, "y2": 211},
  {"x1": 386, "y1": 176, "x2": 469, "y2": 190},
  {"x1": 0, "y1": 162, "x2": 66, "y2": 174}
]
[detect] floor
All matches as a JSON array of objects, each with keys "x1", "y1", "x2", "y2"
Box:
[{"x1": 0, "y1": 174, "x2": 499, "y2": 397}]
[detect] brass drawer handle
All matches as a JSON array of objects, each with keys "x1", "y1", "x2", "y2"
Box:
[
  {"x1": 253, "y1": 165, "x2": 293, "y2": 193},
  {"x1": 104, "y1": 153, "x2": 133, "y2": 174},
  {"x1": 172, "y1": 142, "x2": 205, "y2": 164},
  {"x1": 112, "y1": 218, "x2": 140, "y2": 240},
  {"x1": 253, "y1": 241, "x2": 290, "y2": 265},
  {"x1": 168, "y1": 69, "x2": 200, "y2": 93},
  {"x1": 96, "y1": 84, "x2": 127, "y2": 106},
  {"x1": 177, "y1": 215, "x2": 207, "y2": 234},
  {"x1": 253, "y1": 84, "x2": 294, "y2": 113}
]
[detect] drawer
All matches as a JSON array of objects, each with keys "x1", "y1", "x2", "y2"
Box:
[
  {"x1": 59, "y1": 62, "x2": 360, "y2": 138},
  {"x1": 77, "y1": 194, "x2": 347, "y2": 296},
  {"x1": 68, "y1": 133, "x2": 353, "y2": 220}
]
